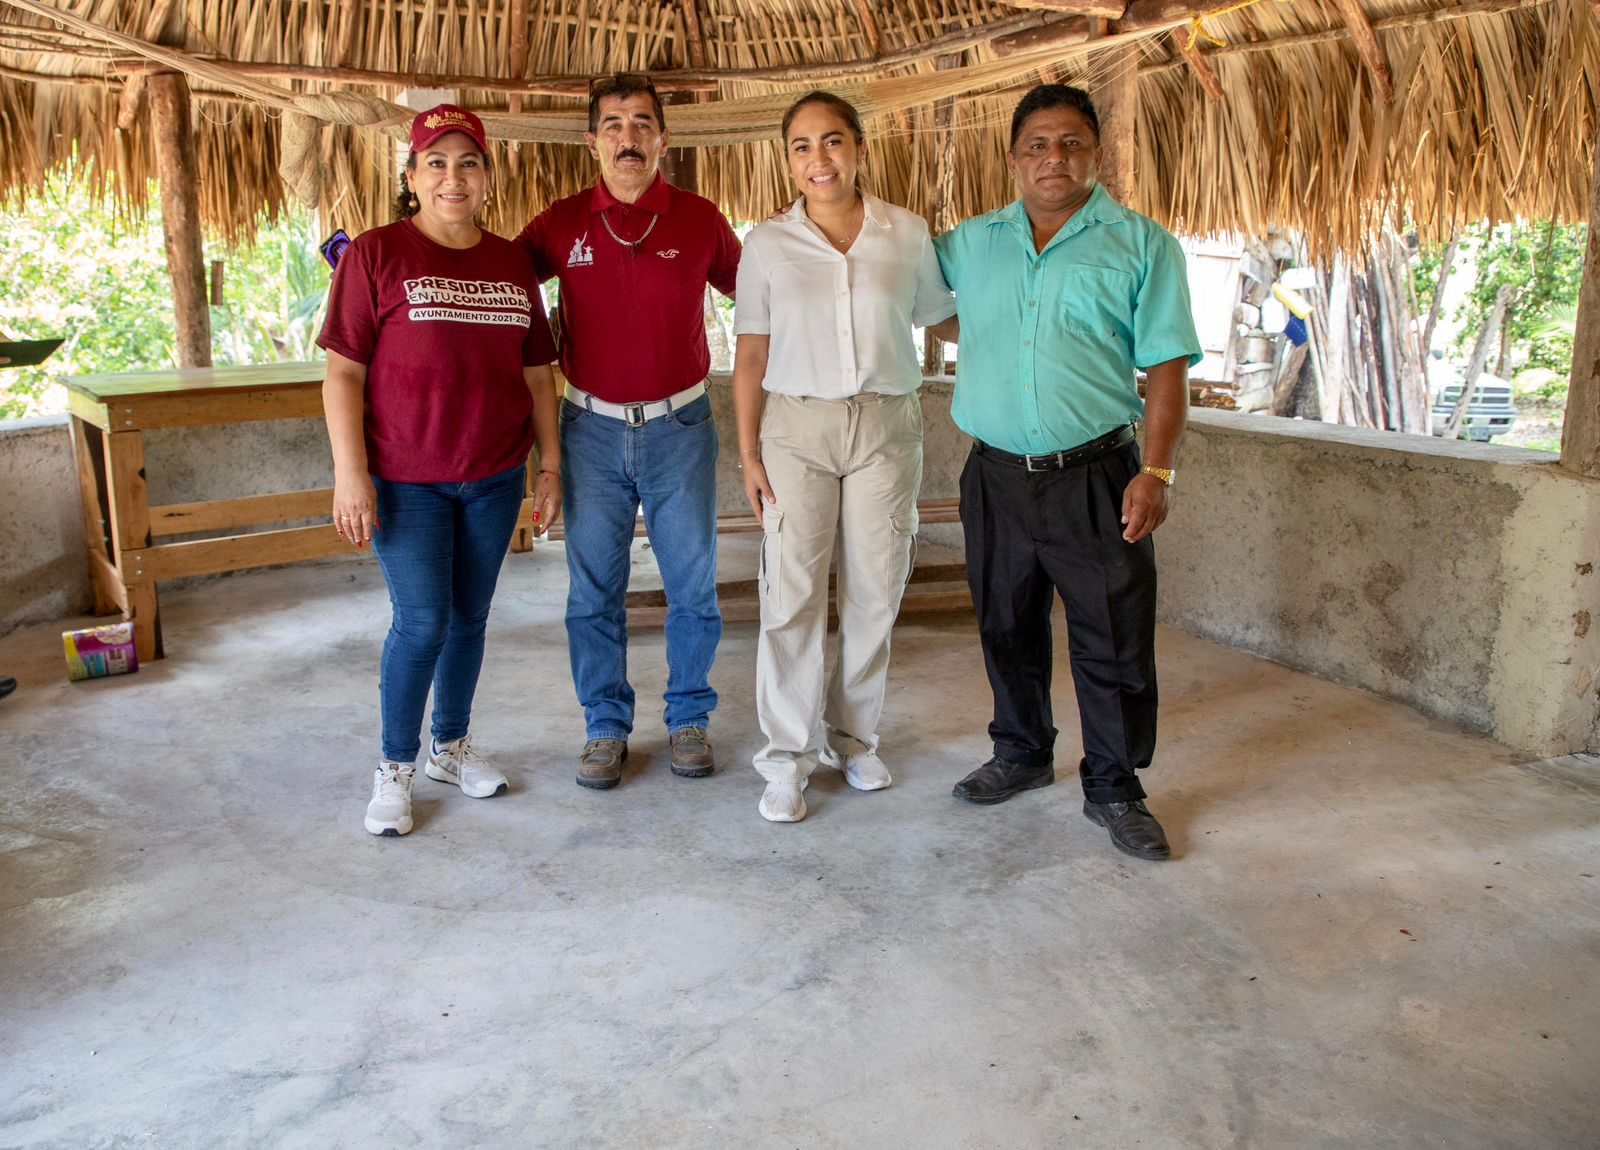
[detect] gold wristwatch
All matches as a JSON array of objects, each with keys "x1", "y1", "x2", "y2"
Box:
[{"x1": 1140, "y1": 465, "x2": 1176, "y2": 486}]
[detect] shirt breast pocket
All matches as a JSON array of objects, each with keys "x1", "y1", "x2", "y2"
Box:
[{"x1": 1059, "y1": 265, "x2": 1135, "y2": 342}]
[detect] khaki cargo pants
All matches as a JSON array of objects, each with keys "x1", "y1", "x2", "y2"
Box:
[{"x1": 753, "y1": 391, "x2": 922, "y2": 784}]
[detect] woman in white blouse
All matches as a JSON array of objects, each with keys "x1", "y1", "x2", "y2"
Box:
[{"x1": 733, "y1": 91, "x2": 959, "y2": 823}]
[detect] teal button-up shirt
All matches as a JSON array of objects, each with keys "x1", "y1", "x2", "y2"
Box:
[{"x1": 934, "y1": 185, "x2": 1202, "y2": 455}]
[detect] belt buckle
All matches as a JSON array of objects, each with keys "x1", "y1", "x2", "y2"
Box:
[
  {"x1": 623, "y1": 402, "x2": 647, "y2": 427},
  {"x1": 1025, "y1": 451, "x2": 1062, "y2": 472}
]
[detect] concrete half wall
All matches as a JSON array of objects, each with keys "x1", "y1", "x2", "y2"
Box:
[
  {"x1": 4, "y1": 393, "x2": 1596, "y2": 755},
  {"x1": 1161, "y1": 411, "x2": 1600, "y2": 756}
]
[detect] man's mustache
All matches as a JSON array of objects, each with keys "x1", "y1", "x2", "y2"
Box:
[{"x1": 615, "y1": 147, "x2": 645, "y2": 162}]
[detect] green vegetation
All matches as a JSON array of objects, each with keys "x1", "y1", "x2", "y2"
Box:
[
  {"x1": 1416, "y1": 220, "x2": 1586, "y2": 401},
  {"x1": 1459, "y1": 221, "x2": 1584, "y2": 381},
  {"x1": 0, "y1": 162, "x2": 328, "y2": 420}
]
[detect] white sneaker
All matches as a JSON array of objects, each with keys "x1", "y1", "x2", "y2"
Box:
[
  {"x1": 821, "y1": 747, "x2": 893, "y2": 792},
  {"x1": 365, "y1": 762, "x2": 416, "y2": 836},
  {"x1": 758, "y1": 777, "x2": 808, "y2": 823},
  {"x1": 426, "y1": 734, "x2": 508, "y2": 798}
]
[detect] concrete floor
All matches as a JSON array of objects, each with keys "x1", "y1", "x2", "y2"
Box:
[{"x1": 1, "y1": 548, "x2": 1597, "y2": 1150}]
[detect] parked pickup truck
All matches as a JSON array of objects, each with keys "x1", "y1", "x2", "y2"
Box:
[{"x1": 1430, "y1": 375, "x2": 1518, "y2": 442}]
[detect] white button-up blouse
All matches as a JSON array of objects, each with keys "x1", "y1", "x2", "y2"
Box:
[{"x1": 733, "y1": 193, "x2": 956, "y2": 398}]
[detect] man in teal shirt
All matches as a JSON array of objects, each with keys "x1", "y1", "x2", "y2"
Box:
[{"x1": 935, "y1": 84, "x2": 1201, "y2": 861}]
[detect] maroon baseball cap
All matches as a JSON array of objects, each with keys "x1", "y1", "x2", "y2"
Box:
[{"x1": 409, "y1": 104, "x2": 489, "y2": 155}]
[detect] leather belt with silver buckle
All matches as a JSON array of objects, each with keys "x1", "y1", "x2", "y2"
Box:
[
  {"x1": 563, "y1": 381, "x2": 707, "y2": 426},
  {"x1": 977, "y1": 424, "x2": 1137, "y2": 471}
]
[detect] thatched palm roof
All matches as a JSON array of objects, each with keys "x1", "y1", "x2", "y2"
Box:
[{"x1": 0, "y1": 0, "x2": 1594, "y2": 250}]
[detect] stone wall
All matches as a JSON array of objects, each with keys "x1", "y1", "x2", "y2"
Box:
[{"x1": 6, "y1": 391, "x2": 1597, "y2": 755}]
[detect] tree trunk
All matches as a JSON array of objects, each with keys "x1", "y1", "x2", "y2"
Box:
[
  {"x1": 1443, "y1": 285, "x2": 1516, "y2": 439},
  {"x1": 1494, "y1": 317, "x2": 1514, "y2": 380},
  {"x1": 1370, "y1": 245, "x2": 1402, "y2": 429},
  {"x1": 1419, "y1": 235, "x2": 1457, "y2": 359},
  {"x1": 149, "y1": 71, "x2": 211, "y2": 368},
  {"x1": 1388, "y1": 233, "x2": 1429, "y2": 432}
]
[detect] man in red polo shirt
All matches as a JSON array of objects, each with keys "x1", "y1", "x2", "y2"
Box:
[{"x1": 517, "y1": 74, "x2": 741, "y2": 791}]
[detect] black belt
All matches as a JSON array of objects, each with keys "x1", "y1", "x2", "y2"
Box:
[{"x1": 974, "y1": 424, "x2": 1136, "y2": 472}]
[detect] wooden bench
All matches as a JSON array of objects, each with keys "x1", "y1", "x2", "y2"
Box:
[
  {"x1": 615, "y1": 499, "x2": 970, "y2": 626},
  {"x1": 67, "y1": 361, "x2": 968, "y2": 660}
]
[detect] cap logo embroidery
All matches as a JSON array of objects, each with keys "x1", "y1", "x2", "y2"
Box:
[
  {"x1": 567, "y1": 233, "x2": 595, "y2": 268},
  {"x1": 424, "y1": 111, "x2": 471, "y2": 131}
]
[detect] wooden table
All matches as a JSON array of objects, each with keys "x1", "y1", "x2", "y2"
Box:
[{"x1": 67, "y1": 362, "x2": 548, "y2": 664}]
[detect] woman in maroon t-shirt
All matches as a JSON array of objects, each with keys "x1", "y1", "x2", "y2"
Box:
[{"x1": 317, "y1": 105, "x2": 561, "y2": 838}]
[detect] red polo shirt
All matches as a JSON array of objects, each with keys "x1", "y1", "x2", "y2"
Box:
[{"x1": 516, "y1": 174, "x2": 741, "y2": 403}]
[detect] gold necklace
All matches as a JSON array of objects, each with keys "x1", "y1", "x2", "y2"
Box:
[{"x1": 814, "y1": 201, "x2": 864, "y2": 252}]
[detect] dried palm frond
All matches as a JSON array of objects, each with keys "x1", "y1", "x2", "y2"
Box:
[{"x1": 0, "y1": 0, "x2": 1591, "y2": 252}]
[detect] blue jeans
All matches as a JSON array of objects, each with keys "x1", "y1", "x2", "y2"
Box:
[
  {"x1": 370, "y1": 463, "x2": 525, "y2": 763},
  {"x1": 559, "y1": 394, "x2": 721, "y2": 739}
]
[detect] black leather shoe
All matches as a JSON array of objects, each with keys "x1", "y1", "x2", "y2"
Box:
[
  {"x1": 1083, "y1": 799, "x2": 1171, "y2": 860},
  {"x1": 952, "y1": 757, "x2": 1054, "y2": 805},
  {"x1": 0, "y1": 676, "x2": 14, "y2": 701}
]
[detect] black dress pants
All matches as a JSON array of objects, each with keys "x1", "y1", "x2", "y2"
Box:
[{"x1": 959, "y1": 439, "x2": 1158, "y2": 803}]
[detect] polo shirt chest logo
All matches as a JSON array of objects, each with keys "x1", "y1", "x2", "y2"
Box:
[
  {"x1": 567, "y1": 234, "x2": 594, "y2": 268},
  {"x1": 658, "y1": 248, "x2": 680, "y2": 259}
]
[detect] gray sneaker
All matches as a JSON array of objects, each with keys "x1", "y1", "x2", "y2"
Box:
[
  {"x1": 577, "y1": 738, "x2": 627, "y2": 790},
  {"x1": 669, "y1": 726, "x2": 714, "y2": 778}
]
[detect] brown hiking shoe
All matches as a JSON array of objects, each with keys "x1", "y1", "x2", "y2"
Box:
[
  {"x1": 577, "y1": 738, "x2": 627, "y2": 790},
  {"x1": 669, "y1": 727, "x2": 714, "y2": 778}
]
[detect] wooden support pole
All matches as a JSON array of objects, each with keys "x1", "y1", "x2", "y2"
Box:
[
  {"x1": 659, "y1": 4, "x2": 707, "y2": 192},
  {"x1": 148, "y1": 70, "x2": 211, "y2": 368},
  {"x1": 852, "y1": 0, "x2": 884, "y2": 56},
  {"x1": 1560, "y1": 137, "x2": 1600, "y2": 476},
  {"x1": 680, "y1": 0, "x2": 708, "y2": 69},
  {"x1": 1177, "y1": 33, "x2": 1225, "y2": 102},
  {"x1": 661, "y1": 91, "x2": 700, "y2": 192},
  {"x1": 507, "y1": 0, "x2": 530, "y2": 113},
  {"x1": 996, "y1": 0, "x2": 1127, "y2": 17},
  {"x1": 1094, "y1": 45, "x2": 1140, "y2": 205},
  {"x1": 1328, "y1": 0, "x2": 1394, "y2": 103},
  {"x1": 925, "y1": 43, "x2": 962, "y2": 376},
  {"x1": 991, "y1": 16, "x2": 1091, "y2": 57}
]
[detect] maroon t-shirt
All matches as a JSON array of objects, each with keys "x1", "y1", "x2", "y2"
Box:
[
  {"x1": 515, "y1": 175, "x2": 740, "y2": 403},
  {"x1": 317, "y1": 219, "x2": 558, "y2": 483}
]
